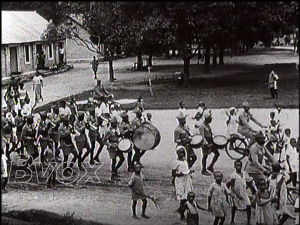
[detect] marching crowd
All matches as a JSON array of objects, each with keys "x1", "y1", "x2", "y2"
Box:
[
  {"x1": 172, "y1": 101, "x2": 299, "y2": 225},
  {"x1": 1, "y1": 74, "x2": 299, "y2": 225}
]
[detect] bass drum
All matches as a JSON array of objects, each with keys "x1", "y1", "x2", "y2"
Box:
[{"x1": 132, "y1": 123, "x2": 161, "y2": 150}]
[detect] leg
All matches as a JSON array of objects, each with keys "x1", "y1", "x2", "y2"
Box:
[
  {"x1": 179, "y1": 199, "x2": 187, "y2": 220},
  {"x1": 274, "y1": 89, "x2": 278, "y2": 98},
  {"x1": 207, "y1": 147, "x2": 220, "y2": 172},
  {"x1": 93, "y1": 137, "x2": 104, "y2": 162},
  {"x1": 219, "y1": 217, "x2": 225, "y2": 225},
  {"x1": 132, "y1": 147, "x2": 141, "y2": 166},
  {"x1": 115, "y1": 152, "x2": 125, "y2": 175},
  {"x1": 69, "y1": 149, "x2": 78, "y2": 169},
  {"x1": 111, "y1": 158, "x2": 117, "y2": 179},
  {"x1": 278, "y1": 213, "x2": 289, "y2": 225},
  {"x1": 52, "y1": 171, "x2": 56, "y2": 187},
  {"x1": 141, "y1": 199, "x2": 150, "y2": 218},
  {"x1": 213, "y1": 217, "x2": 220, "y2": 225},
  {"x1": 246, "y1": 205, "x2": 251, "y2": 224},
  {"x1": 202, "y1": 154, "x2": 208, "y2": 172},
  {"x1": 1, "y1": 177, "x2": 8, "y2": 192},
  {"x1": 127, "y1": 150, "x2": 133, "y2": 172},
  {"x1": 132, "y1": 200, "x2": 138, "y2": 218},
  {"x1": 231, "y1": 206, "x2": 236, "y2": 224},
  {"x1": 139, "y1": 150, "x2": 146, "y2": 162}
]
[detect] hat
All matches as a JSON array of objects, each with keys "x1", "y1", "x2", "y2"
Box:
[
  {"x1": 254, "y1": 131, "x2": 265, "y2": 139},
  {"x1": 229, "y1": 107, "x2": 235, "y2": 112},
  {"x1": 175, "y1": 145, "x2": 186, "y2": 152},
  {"x1": 176, "y1": 113, "x2": 186, "y2": 121},
  {"x1": 242, "y1": 102, "x2": 250, "y2": 107},
  {"x1": 204, "y1": 111, "x2": 212, "y2": 119},
  {"x1": 198, "y1": 101, "x2": 205, "y2": 107},
  {"x1": 21, "y1": 109, "x2": 30, "y2": 117}
]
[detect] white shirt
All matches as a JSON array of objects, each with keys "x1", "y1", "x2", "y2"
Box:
[
  {"x1": 177, "y1": 107, "x2": 187, "y2": 118},
  {"x1": 226, "y1": 113, "x2": 238, "y2": 136},
  {"x1": 33, "y1": 75, "x2": 43, "y2": 85},
  {"x1": 268, "y1": 71, "x2": 279, "y2": 89},
  {"x1": 22, "y1": 103, "x2": 32, "y2": 115},
  {"x1": 99, "y1": 102, "x2": 110, "y2": 115},
  {"x1": 286, "y1": 145, "x2": 299, "y2": 172},
  {"x1": 59, "y1": 106, "x2": 72, "y2": 117}
]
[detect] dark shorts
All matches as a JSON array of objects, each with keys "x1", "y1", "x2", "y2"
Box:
[{"x1": 202, "y1": 144, "x2": 219, "y2": 155}]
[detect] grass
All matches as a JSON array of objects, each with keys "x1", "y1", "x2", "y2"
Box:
[
  {"x1": 2, "y1": 209, "x2": 108, "y2": 225},
  {"x1": 34, "y1": 61, "x2": 299, "y2": 113}
]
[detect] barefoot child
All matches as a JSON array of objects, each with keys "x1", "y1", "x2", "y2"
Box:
[
  {"x1": 267, "y1": 162, "x2": 290, "y2": 225},
  {"x1": 253, "y1": 179, "x2": 279, "y2": 225},
  {"x1": 228, "y1": 160, "x2": 251, "y2": 225},
  {"x1": 128, "y1": 163, "x2": 150, "y2": 219},
  {"x1": 183, "y1": 191, "x2": 207, "y2": 225},
  {"x1": 207, "y1": 171, "x2": 230, "y2": 225}
]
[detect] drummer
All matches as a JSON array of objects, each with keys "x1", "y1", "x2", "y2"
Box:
[
  {"x1": 131, "y1": 109, "x2": 147, "y2": 167},
  {"x1": 119, "y1": 112, "x2": 134, "y2": 172},
  {"x1": 103, "y1": 116, "x2": 125, "y2": 180},
  {"x1": 174, "y1": 114, "x2": 197, "y2": 169},
  {"x1": 198, "y1": 112, "x2": 220, "y2": 176}
]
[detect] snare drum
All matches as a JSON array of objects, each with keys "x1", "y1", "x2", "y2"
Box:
[
  {"x1": 213, "y1": 135, "x2": 228, "y2": 149},
  {"x1": 189, "y1": 135, "x2": 203, "y2": 148},
  {"x1": 118, "y1": 138, "x2": 133, "y2": 152}
]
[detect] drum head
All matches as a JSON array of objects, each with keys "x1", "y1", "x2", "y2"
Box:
[
  {"x1": 118, "y1": 138, "x2": 132, "y2": 152},
  {"x1": 190, "y1": 135, "x2": 203, "y2": 145},
  {"x1": 132, "y1": 124, "x2": 160, "y2": 150},
  {"x1": 213, "y1": 135, "x2": 227, "y2": 148}
]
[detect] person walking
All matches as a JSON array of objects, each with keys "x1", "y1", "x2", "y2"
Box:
[
  {"x1": 268, "y1": 68, "x2": 279, "y2": 99},
  {"x1": 32, "y1": 70, "x2": 44, "y2": 106},
  {"x1": 92, "y1": 56, "x2": 99, "y2": 79}
]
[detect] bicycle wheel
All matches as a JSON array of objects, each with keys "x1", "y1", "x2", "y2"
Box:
[
  {"x1": 226, "y1": 138, "x2": 247, "y2": 160},
  {"x1": 287, "y1": 188, "x2": 298, "y2": 205}
]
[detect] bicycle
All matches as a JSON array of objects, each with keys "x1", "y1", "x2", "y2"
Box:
[
  {"x1": 225, "y1": 128, "x2": 271, "y2": 160},
  {"x1": 287, "y1": 186, "x2": 299, "y2": 205}
]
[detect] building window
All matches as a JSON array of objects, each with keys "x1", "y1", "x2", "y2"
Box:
[
  {"x1": 24, "y1": 45, "x2": 30, "y2": 63},
  {"x1": 48, "y1": 44, "x2": 53, "y2": 59}
]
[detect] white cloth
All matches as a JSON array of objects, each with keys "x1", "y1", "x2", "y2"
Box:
[
  {"x1": 33, "y1": 75, "x2": 43, "y2": 85},
  {"x1": 285, "y1": 145, "x2": 299, "y2": 173},
  {"x1": 268, "y1": 71, "x2": 279, "y2": 89},
  {"x1": 1, "y1": 154, "x2": 8, "y2": 178},
  {"x1": 99, "y1": 102, "x2": 110, "y2": 115},
  {"x1": 226, "y1": 114, "x2": 238, "y2": 137},
  {"x1": 59, "y1": 107, "x2": 72, "y2": 117},
  {"x1": 177, "y1": 108, "x2": 187, "y2": 118},
  {"x1": 22, "y1": 103, "x2": 32, "y2": 115}
]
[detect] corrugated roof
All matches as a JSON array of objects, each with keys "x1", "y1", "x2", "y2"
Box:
[{"x1": 1, "y1": 11, "x2": 49, "y2": 44}]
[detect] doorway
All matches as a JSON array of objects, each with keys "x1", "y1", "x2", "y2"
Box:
[
  {"x1": 10, "y1": 47, "x2": 18, "y2": 74},
  {"x1": 36, "y1": 44, "x2": 44, "y2": 69}
]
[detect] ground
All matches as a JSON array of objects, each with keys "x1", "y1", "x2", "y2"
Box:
[{"x1": 1, "y1": 47, "x2": 299, "y2": 225}]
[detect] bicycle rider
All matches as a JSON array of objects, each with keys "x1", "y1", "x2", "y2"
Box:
[
  {"x1": 244, "y1": 131, "x2": 277, "y2": 188},
  {"x1": 237, "y1": 102, "x2": 267, "y2": 150}
]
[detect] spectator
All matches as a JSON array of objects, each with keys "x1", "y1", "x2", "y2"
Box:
[
  {"x1": 268, "y1": 68, "x2": 279, "y2": 99},
  {"x1": 91, "y1": 56, "x2": 99, "y2": 79},
  {"x1": 32, "y1": 70, "x2": 44, "y2": 105}
]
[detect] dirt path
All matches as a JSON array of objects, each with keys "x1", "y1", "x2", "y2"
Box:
[{"x1": 2, "y1": 109, "x2": 298, "y2": 225}]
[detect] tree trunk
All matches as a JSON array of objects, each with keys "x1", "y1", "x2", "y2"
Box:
[
  {"x1": 108, "y1": 53, "x2": 114, "y2": 82},
  {"x1": 212, "y1": 46, "x2": 217, "y2": 67},
  {"x1": 219, "y1": 47, "x2": 224, "y2": 65},
  {"x1": 148, "y1": 54, "x2": 153, "y2": 67},
  {"x1": 204, "y1": 47, "x2": 211, "y2": 74},
  {"x1": 165, "y1": 49, "x2": 170, "y2": 59},
  {"x1": 182, "y1": 56, "x2": 190, "y2": 87}
]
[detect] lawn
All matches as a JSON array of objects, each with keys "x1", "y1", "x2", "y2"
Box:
[{"x1": 34, "y1": 48, "x2": 299, "y2": 113}]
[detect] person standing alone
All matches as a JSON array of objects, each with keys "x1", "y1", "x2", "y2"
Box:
[
  {"x1": 92, "y1": 56, "x2": 99, "y2": 79},
  {"x1": 268, "y1": 68, "x2": 279, "y2": 99}
]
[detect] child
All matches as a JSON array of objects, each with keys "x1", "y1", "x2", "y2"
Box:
[
  {"x1": 1, "y1": 148, "x2": 9, "y2": 193},
  {"x1": 286, "y1": 138, "x2": 299, "y2": 187},
  {"x1": 267, "y1": 163, "x2": 290, "y2": 225},
  {"x1": 182, "y1": 191, "x2": 207, "y2": 225},
  {"x1": 253, "y1": 178, "x2": 278, "y2": 225},
  {"x1": 128, "y1": 163, "x2": 150, "y2": 219},
  {"x1": 228, "y1": 160, "x2": 251, "y2": 225},
  {"x1": 44, "y1": 140, "x2": 56, "y2": 188},
  {"x1": 207, "y1": 171, "x2": 230, "y2": 225}
]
